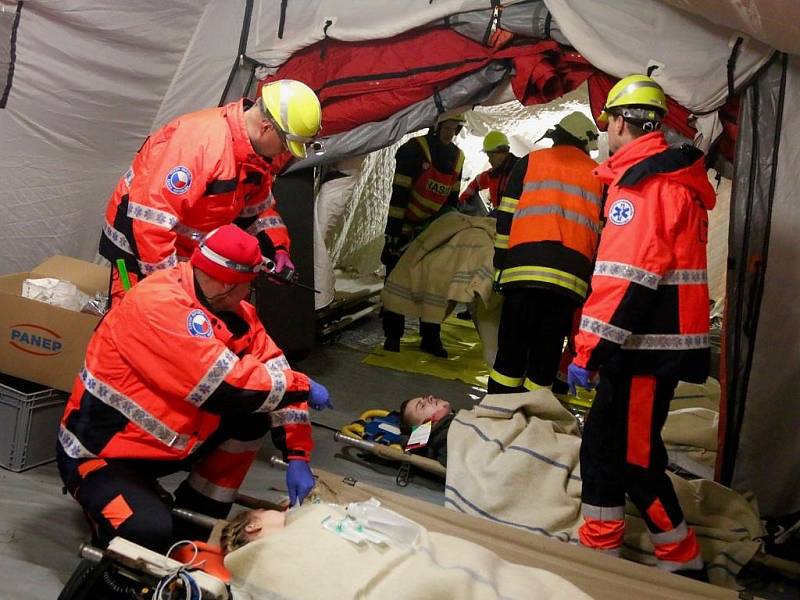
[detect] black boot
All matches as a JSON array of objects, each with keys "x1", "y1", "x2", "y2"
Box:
[
  {"x1": 382, "y1": 310, "x2": 404, "y2": 353},
  {"x1": 419, "y1": 322, "x2": 448, "y2": 358},
  {"x1": 420, "y1": 338, "x2": 448, "y2": 358}
]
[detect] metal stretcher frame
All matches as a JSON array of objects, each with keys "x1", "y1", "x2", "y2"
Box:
[
  {"x1": 332, "y1": 431, "x2": 447, "y2": 479},
  {"x1": 65, "y1": 465, "x2": 797, "y2": 600}
]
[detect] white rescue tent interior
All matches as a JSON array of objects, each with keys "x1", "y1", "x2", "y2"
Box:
[{"x1": 1, "y1": 0, "x2": 799, "y2": 597}]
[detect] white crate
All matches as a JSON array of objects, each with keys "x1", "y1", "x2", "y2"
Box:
[{"x1": 0, "y1": 373, "x2": 68, "y2": 472}]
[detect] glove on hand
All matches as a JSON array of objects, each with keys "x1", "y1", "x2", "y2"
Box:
[
  {"x1": 286, "y1": 460, "x2": 315, "y2": 506},
  {"x1": 274, "y1": 249, "x2": 295, "y2": 274},
  {"x1": 308, "y1": 379, "x2": 333, "y2": 411},
  {"x1": 567, "y1": 363, "x2": 596, "y2": 396}
]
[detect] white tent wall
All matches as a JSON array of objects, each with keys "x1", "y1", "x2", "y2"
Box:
[
  {"x1": 0, "y1": 0, "x2": 236, "y2": 274},
  {"x1": 725, "y1": 53, "x2": 800, "y2": 517},
  {"x1": 149, "y1": 1, "x2": 245, "y2": 130}
]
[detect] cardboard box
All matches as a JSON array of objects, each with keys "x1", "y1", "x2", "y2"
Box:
[{"x1": 0, "y1": 256, "x2": 109, "y2": 392}]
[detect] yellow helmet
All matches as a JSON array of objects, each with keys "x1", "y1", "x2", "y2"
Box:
[
  {"x1": 436, "y1": 112, "x2": 467, "y2": 126},
  {"x1": 260, "y1": 79, "x2": 322, "y2": 159},
  {"x1": 599, "y1": 74, "x2": 667, "y2": 124},
  {"x1": 483, "y1": 130, "x2": 510, "y2": 153},
  {"x1": 556, "y1": 112, "x2": 599, "y2": 151}
]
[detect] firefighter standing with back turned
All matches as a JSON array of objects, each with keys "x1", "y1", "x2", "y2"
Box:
[
  {"x1": 100, "y1": 79, "x2": 322, "y2": 306},
  {"x1": 568, "y1": 74, "x2": 715, "y2": 576},
  {"x1": 381, "y1": 114, "x2": 466, "y2": 358},
  {"x1": 489, "y1": 111, "x2": 602, "y2": 394}
]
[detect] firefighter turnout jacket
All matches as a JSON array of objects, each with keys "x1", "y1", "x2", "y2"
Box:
[
  {"x1": 458, "y1": 153, "x2": 519, "y2": 209},
  {"x1": 494, "y1": 145, "x2": 603, "y2": 304},
  {"x1": 574, "y1": 132, "x2": 716, "y2": 382},
  {"x1": 100, "y1": 99, "x2": 291, "y2": 279},
  {"x1": 385, "y1": 132, "x2": 464, "y2": 243},
  {"x1": 58, "y1": 263, "x2": 313, "y2": 464}
]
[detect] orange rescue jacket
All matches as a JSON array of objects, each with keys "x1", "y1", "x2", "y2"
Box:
[
  {"x1": 100, "y1": 100, "x2": 290, "y2": 277},
  {"x1": 574, "y1": 132, "x2": 716, "y2": 382},
  {"x1": 59, "y1": 263, "x2": 313, "y2": 462},
  {"x1": 458, "y1": 153, "x2": 519, "y2": 208}
]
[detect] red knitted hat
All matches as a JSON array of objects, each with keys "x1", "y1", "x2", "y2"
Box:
[{"x1": 190, "y1": 225, "x2": 262, "y2": 284}]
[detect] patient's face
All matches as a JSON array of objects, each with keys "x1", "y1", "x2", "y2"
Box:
[
  {"x1": 403, "y1": 395, "x2": 451, "y2": 426},
  {"x1": 245, "y1": 509, "x2": 287, "y2": 540}
]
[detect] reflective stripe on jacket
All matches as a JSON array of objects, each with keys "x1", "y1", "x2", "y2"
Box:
[
  {"x1": 574, "y1": 132, "x2": 717, "y2": 382},
  {"x1": 495, "y1": 145, "x2": 602, "y2": 303},
  {"x1": 99, "y1": 100, "x2": 290, "y2": 278},
  {"x1": 405, "y1": 136, "x2": 465, "y2": 223},
  {"x1": 58, "y1": 263, "x2": 313, "y2": 462}
]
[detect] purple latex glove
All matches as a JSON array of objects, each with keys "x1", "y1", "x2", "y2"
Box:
[
  {"x1": 308, "y1": 379, "x2": 333, "y2": 410},
  {"x1": 274, "y1": 249, "x2": 295, "y2": 274},
  {"x1": 567, "y1": 363, "x2": 596, "y2": 396},
  {"x1": 286, "y1": 460, "x2": 315, "y2": 506}
]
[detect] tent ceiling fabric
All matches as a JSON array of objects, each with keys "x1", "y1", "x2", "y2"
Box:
[
  {"x1": 543, "y1": 0, "x2": 774, "y2": 114},
  {"x1": 245, "y1": 0, "x2": 529, "y2": 69},
  {"x1": 658, "y1": 0, "x2": 800, "y2": 56}
]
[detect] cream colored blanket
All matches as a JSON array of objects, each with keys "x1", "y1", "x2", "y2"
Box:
[
  {"x1": 382, "y1": 212, "x2": 497, "y2": 324},
  {"x1": 664, "y1": 380, "x2": 720, "y2": 479},
  {"x1": 225, "y1": 502, "x2": 593, "y2": 600},
  {"x1": 445, "y1": 391, "x2": 764, "y2": 588}
]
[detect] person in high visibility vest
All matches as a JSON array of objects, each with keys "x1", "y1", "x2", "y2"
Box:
[
  {"x1": 489, "y1": 111, "x2": 602, "y2": 393},
  {"x1": 568, "y1": 75, "x2": 715, "y2": 576},
  {"x1": 57, "y1": 225, "x2": 332, "y2": 552},
  {"x1": 458, "y1": 130, "x2": 520, "y2": 211},
  {"x1": 100, "y1": 79, "x2": 323, "y2": 306},
  {"x1": 381, "y1": 113, "x2": 466, "y2": 358}
]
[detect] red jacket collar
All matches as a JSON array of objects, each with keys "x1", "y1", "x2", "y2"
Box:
[
  {"x1": 593, "y1": 132, "x2": 667, "y2": 186},
  {"x1": 223, "y1": 100, "x2": 272, "y2": 171}
]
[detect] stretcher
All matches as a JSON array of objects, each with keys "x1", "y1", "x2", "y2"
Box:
[
  {"x1": 333, "y1": 431, "x2": 446, "y2": 482},
  {"x1": 59, "y1": 465, "x2": 785, "y2": 600}
]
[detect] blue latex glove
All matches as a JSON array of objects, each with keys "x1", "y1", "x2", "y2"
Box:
[
  {"x1": 286, "y1": 460, "x2": 315, "y2": 506},
  {"x1": 567, "y1": 363, "x2": 596, "y2": 396},
  {"x1": 308, "y1": 379, "x2": 333, "y2": 410},
  {"x1": 274, "y1": 249, "x2": 295, "y2": 274}
]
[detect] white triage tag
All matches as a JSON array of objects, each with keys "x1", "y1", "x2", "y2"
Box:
[{"x1": 405, "y1": 420, "x2": 432, "y2": 451}]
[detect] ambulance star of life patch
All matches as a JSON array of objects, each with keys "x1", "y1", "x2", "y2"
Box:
[
  {"x1": 166, "y1": 165, "x2": 192, "y2": 195},
  {"x1": 186, "y1": 309, "x2": 213, "y2": 338},
  {"x1": 608, "y1": 198, "x2": 635, "y2": 225}
]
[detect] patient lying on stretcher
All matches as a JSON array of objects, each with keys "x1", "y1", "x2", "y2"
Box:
[
  {"x1": 220, "y1": 501, "x2": 593, "y2": 600},
  {"x1": 398, "y1": 395, "x2": 455, "y2": 467}
]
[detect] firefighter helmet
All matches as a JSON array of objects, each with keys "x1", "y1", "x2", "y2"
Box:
[{"x1": 260, "y1": 79, "x2": 322, "y2": 159}]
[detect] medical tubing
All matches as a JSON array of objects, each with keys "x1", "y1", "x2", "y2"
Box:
[{"x1": 154, "y1": 540, "x2": 203, "y2": 600}]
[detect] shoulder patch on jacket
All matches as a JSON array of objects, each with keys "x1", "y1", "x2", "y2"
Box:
[
  {"x1": 608, "y1": 198, "x2": 635, "y2": 225},
  {"x1": 618, "y1": 144, "x2": 704, "y2": 188}
]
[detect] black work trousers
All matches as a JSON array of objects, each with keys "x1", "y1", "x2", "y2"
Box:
[
  {"x1": 57, "y1": 413, "x2": 270, "y2": 552},
  {"x1": 488, "y1": 287, "x2": 576, "y2": 393},
  {"x1": 580, "y1": 371, "x2": 685, "y2": 534}
]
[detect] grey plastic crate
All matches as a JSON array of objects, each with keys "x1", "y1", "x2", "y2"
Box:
[{"x1": 0, "y1": 373, "x2": 68, "y2": 472}]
